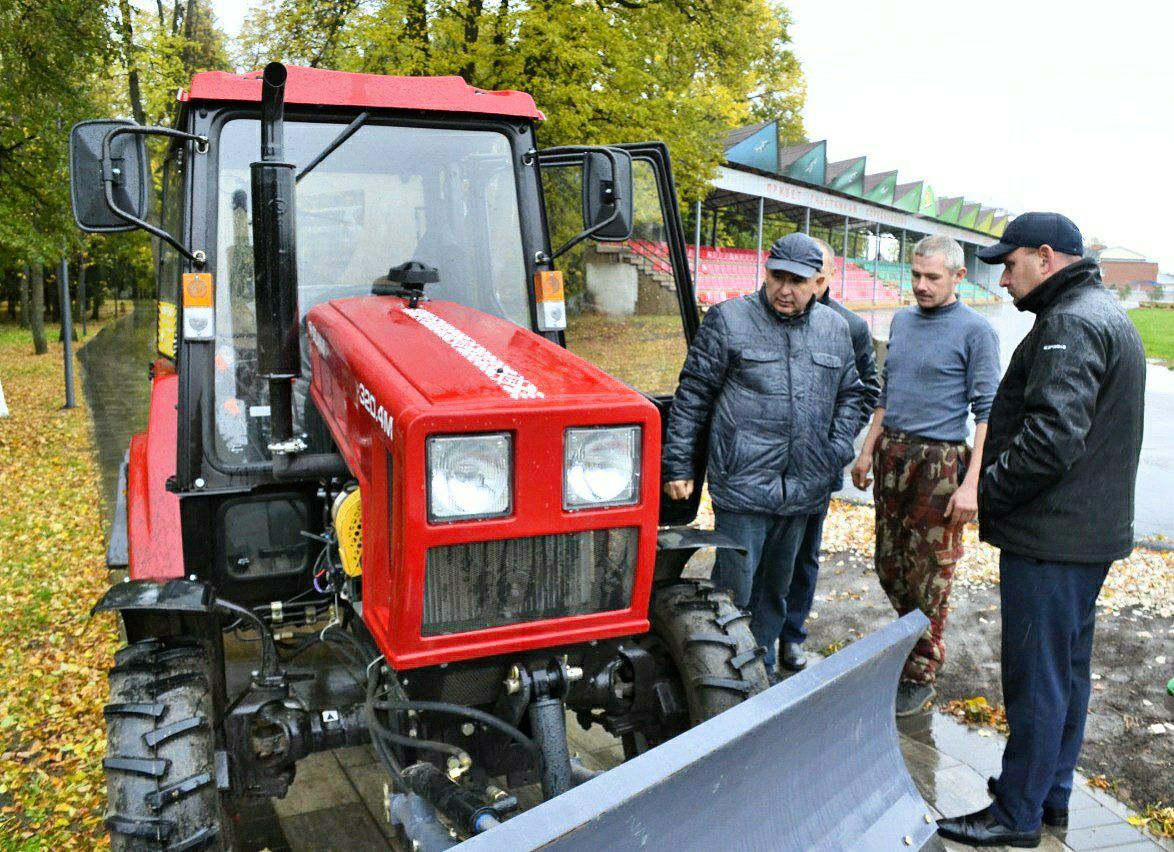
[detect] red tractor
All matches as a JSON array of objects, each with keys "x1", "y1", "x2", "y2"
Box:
[
  {"x1": 71, "y1": 62, "x2": 772, "y2": 849},
  {"x1": 72, "y1": 63, "x2": 933, "y2": 850}
]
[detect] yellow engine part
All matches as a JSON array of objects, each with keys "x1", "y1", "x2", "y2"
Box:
[{"x1": 334, "y1": 489, "x2": 363, "y2": 577}]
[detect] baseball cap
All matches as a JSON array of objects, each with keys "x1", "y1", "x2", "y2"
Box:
[
  {"x1": 765, "y1": 232, "x2": 824, "y2": 278},
  {"x1": 976, "y1": 212, "x2": 1083, "y2": 263}
]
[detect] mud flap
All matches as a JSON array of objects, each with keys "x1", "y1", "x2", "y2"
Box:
[{"x1": 460, "y1": 612, "x2": 935, "y2": 851}]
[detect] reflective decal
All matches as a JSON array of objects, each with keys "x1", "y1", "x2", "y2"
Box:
[
  {"x1": 403, "y1": 308, "x2": 544, "y2": 400},
  {"x1": 358, "y1": 381, "x2": 394, "y2": 439},
  {"x1": 157, "y1": 301, "x2": 177, "y2": 358}
]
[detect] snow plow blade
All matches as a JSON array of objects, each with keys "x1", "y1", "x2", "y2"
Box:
[{"x1": 462, "y1": 611, "x2": 935, "y2": 851}]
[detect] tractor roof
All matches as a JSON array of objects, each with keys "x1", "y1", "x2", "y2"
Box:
[{"x1": 182, "y1": 65, "x2": 544, "y2": 121}]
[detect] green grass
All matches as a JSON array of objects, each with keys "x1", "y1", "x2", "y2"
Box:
[{"x1": 1128, "y1": 308, "x2": 1174, "y2": 367}]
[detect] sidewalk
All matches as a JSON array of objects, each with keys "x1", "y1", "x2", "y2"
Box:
[{"x1": 234, "y1": 688, "x2": 1170, "y2": 851}]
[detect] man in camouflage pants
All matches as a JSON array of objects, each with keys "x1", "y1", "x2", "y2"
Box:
[
  {"x1": 852, "y1": 236, "x2": 1000, "y2": 715},
  {"x1": 871, "y1": 433, "x2": 969, "y2": 685}
]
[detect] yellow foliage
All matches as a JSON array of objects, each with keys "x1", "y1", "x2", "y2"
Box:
[
  {"x1": 0, "y1": 321, "x2": 121, "y2": 848},
  {"x1": 940, "y1": 695, "x2": 1009, "y2": 734}
]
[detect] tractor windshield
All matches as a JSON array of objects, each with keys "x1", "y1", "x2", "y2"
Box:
[{"x1": 212, "y1": 118, "x2": 529, "y2": 464}]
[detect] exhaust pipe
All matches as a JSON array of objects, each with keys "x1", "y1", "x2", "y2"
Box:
[{"x1": 250, "y1": 61, "x2": 302, "y2": 455}]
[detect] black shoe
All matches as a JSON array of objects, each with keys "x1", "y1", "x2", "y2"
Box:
[
  {"x1": 987, "y1": 777, "x2": 1069, "y2": 828},
  {"x1": 895, "y1": 680, "x2": 936, "y2": 717},
  {"x1": 779, "y1": 642, "x2": 807, "y2": 672},
  {"x1": 937, "y1": 806, "x2": 1041, "y2": 848}
]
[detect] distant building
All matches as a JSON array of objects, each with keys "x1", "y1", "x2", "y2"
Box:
[{"x1": 1098, "y1": 246, "x2": 1159, "y2": 292}]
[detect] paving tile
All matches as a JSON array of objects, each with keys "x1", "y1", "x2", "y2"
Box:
[
  {"x1": 588, "y1": 743, "x2": 625, "y2": 769},
  {"x1": 900, "y1": 732, "x2": 962, "y2": 769},
  {"x1": 565, "y1": 712, "x2": 622, "y2": 750},
  {"x1": 902, "y1": 734, "x2": 963, "y2": 792},
  {"x1": 1056, "y1": 803, "x2": 1130, "y2": 832},
  {"x1": 341, "y1": 760, "x2": 404, "y2": 846},
  {"x1": 917, "y1": 763, "x2": 996, "y2": 821},
  {"x1": 572, "y1": 748, "x2": 612, "y2": 773},
  {"x1": 281, "y1": 801, "x2": 392, "y2": 851},
  {"x1": 940, "y1": 831, "x2": 1068, "y2": 851},
  {"x1": 1063, "y1": 821, "x2": 1154, "y2": 851},
  {"x1": 334, "y1": 744, "x2": 379, "y2": 768},
  {"x1": 1083, "y1": 785, "x2": 1142, "y2": 821},
  {"x1": 918, "y1": 716, "x2": 1006, "y2": 777},
  {"x1": 1067, "y1": 789, "x2": 1103, "y2": 812},
  {"x1": 1087, "y1": 842, "x2": 1167, "y2": 852},
  {"x1": 232, "y1": 798, "x2": 291, "y2": 852},
  {"x1": 273, "y1": 751, "x2": 361, "y2": 818}
]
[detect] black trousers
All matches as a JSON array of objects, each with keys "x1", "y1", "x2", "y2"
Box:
[{"x1": 991, "y1": 551, "x2": 1110, "y2": 832}]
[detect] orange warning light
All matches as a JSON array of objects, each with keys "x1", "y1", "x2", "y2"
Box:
[
  {"x1": 183, "y1": 273, "x2": 213, "y2": 308},
  {"x1": 533, "y1": 271, "x2": 564, "y2": 303}
]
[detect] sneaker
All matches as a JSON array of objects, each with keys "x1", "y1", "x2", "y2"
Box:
[
  {"x1": 780, "y1": 642, "x2": 807, "y2": 672},
  {"x1": 895, "y1": 680, "x2": 936, "y2": 716}
]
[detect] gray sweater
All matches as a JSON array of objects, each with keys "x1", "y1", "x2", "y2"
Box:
[{"x1": 878, "y1": 299, "x2": 1000, "y2": 442}]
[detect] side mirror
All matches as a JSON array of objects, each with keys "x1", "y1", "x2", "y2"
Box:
[
  {"x1": 582, "y1": 148, "x2": 633, "y2": 241},
  {"x1": 69, "y1": 120, "x2": 150, "y2": 233}
]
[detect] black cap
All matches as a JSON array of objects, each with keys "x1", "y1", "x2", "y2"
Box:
[
  {"x1": 977, "y1": 212, "x2": 1083, "y2": 264},
  {"x1": 764, "y1": 232, "x2": 824, "y2": 278}
]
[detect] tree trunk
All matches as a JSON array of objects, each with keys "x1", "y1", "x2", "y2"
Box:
[
  {"x1": 118, "y1": 0, "x2": 147, "y2": 125},
  {"x1": 30, "y1": 265, "x2": 47, "y2": 354},
  {"x1": 460, "y1": 0, "x2": 484, "y2": 83},
  {"x1": 406, "y1": 0, "x2": 430, "y2": 64},
  {"x1": 78, "y1": 260, "x2": 87, "y2": 334},
  {"x1": 18, "y1": 266, "x2": 29, "y2": 328},
  {"x1": 91, "y1": 272, "x2": 103, "y2": 321}
]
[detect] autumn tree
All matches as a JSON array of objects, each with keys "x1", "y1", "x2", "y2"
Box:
[
  {"x1": 0, "y1": 0, "x2": 111, "y2": 350},
  {"x1": 234, "y1": 0, "x2": 807, "y2": 203}
]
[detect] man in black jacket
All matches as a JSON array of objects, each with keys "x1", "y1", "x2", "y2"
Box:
[
  {"x1": 938, "y1": 213, "x2": 1146, "y2": 848},
  {"x1": 662, "y1": 232, "x2": 864, "y2": 674},
  {"x1": 777, "y1": 237, "x2": 881, "y2": 672}
]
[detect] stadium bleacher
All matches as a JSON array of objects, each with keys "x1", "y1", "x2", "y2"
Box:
[
  {"x1": 847, "y1": 257, "x2": 999, "y2": 303},
  {"x1": 621, "y1": 241, "x2": 996, "y2": 306}
]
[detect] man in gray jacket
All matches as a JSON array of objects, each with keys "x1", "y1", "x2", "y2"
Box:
[{"x1": 662, "y1": 232, "x2": 864, "y2": 673}]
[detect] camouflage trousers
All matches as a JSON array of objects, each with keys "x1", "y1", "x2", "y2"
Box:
[{"x1": 873, "y1": 429, "x2": 971, "y2": 685}]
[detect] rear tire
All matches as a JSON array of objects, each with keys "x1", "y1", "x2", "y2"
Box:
[
  {"x1": 103, "y1": 638, "x2": 232, "y2": 851},
  {"x1": 625, "y1": 581, "x2": 769, "y2": 755}
]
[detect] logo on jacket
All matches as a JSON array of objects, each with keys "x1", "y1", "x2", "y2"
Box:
[{"x1": 1042, "y1": 344, "x2": 1067, "y2": 351}]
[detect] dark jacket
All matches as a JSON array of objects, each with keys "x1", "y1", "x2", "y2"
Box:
[
  {"x1": 821, "y1": 291, "x2": 881, "y2": 434},
  {"x1": 978, "y1": 259, "x2": 1146, "y2": 563},
  {"x1": 663, "y1": 289, "x2": 864, "y2": 516}
]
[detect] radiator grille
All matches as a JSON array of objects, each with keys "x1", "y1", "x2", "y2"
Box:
[{"x1": 422, "y1": 528, "x2": 638, "y2": 636}]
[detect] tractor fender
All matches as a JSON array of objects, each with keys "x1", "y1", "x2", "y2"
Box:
[
  {"x1": 92, "y1": 579, "x2": 220, "y2": 648},
  {"x1": 654, "y1": 527, "x2": 746, "y2": 583},
  {"x1": 92, "y1": 579, "x2": 215, "y2": 617}
]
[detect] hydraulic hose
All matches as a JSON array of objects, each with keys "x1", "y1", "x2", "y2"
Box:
[{"x1": 369, "y1": 699, "x2": 544, "y2": 774}]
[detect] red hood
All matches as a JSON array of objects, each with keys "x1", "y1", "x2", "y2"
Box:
[{"x1": 309, "y1": 296, "x2": 638, "y2": 410}]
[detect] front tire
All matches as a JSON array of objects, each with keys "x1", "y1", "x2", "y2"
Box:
[
  {"x1": 625, "y1": 581, "x2": 769, "y2": 755},
  {"x1": 103, "y1": 638, "x2": 232, "y2": 851}
]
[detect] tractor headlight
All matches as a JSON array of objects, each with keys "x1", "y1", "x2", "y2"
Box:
[
  {"x1": 564, "y1": 426, "x2": 641, "y2": 510},
  {"x1": 428, "y1": 433, "x2": 512, "y2": 522}
]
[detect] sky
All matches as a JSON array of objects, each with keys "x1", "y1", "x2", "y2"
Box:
[
  {"x1": 783, "y1": 0, "x2": 1174, "y2": 267},
  {"x1": 210, "y1": 0, "x2": 1173, "y2": 266}
]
